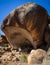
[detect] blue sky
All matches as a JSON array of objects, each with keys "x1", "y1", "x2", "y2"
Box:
[{"x1": 0, "y1": 0, "x2": 50, "y2": 35}]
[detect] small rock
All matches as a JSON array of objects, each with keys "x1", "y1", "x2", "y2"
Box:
[
  {"x1": 16, "y1": 58, "x2": 19, "y2": 61},
  {"x1": 12, "y1": 57, "x2": 16, "y2": 61},
  {"x1": 27, "y1": 49, "x2": 46, "y2": 65},
  {"x1": 11, "y1": 50, "x2": 17, "y2": 56},
  {"x1": 49, "y1": 24, "x2": 50, "y2": 27},
  {"x1": 0, "y1": 58, "x2": 2, "y2": 64},
  {"x1": 12, "y1": 57, "x2": 19, "y2": 62},
  {"x1": 0, "y1": 47, "x2": 5, "y2": 55}
]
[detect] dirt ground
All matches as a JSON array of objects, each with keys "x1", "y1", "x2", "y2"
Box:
[{"x1": 0, "y1": 45, "x2": 50, "y2": 65}]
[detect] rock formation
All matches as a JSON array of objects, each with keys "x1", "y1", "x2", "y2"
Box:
[
  {"x1": 1, "y1": 2, "x2": 48, "y2": 49},
  {"x1": 0, "y1": 35, "x2": 8, "y2": 47}
]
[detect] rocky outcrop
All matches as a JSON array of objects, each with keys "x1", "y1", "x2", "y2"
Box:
[
  {"x1": 0, "y1": 35, "x2": 8, "y2": 46},
  {"x1": 1, "y1": 2, "x2": 48, "y2": 49},
  {"x1": 0, "y1": 35, "x2": 9, "y2": 55}
]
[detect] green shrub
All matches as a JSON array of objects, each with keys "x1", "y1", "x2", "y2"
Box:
[{"x1": 21, "y1": 53, "x2": 27, "y2": 62}]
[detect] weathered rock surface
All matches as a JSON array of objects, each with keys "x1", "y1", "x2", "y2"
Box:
[{"x1": 1, "y1": 2, "x2": 48, "y2": 49}]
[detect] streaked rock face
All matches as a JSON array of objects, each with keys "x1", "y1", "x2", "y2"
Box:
[
  {"x1": 45, "y1": 16, "x2": 50, "y2": 49},
  {"x1": 1, "y1": 2, "x2": 48, "y2": 49}
]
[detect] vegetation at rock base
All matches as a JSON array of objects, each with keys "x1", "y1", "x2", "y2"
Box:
[{"x1": 21, "y1": 53, "x2": 27, "y2": 62}]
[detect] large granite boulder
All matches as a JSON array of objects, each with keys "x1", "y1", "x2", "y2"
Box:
[
  {"x1": 44, "y1": 16, "x2": 50, "y2": 50},
  {"x1": 1, "y1": 2, "x2": 48, "y2": 49}
]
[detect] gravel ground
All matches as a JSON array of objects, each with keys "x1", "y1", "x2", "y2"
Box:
[{"x1": 0, "y1": 46, "x2": 50, "y2": 65}]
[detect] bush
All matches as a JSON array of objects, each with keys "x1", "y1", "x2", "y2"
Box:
[{"x1": 21, "y1": 53, "x2": 27, "y2": 62}]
